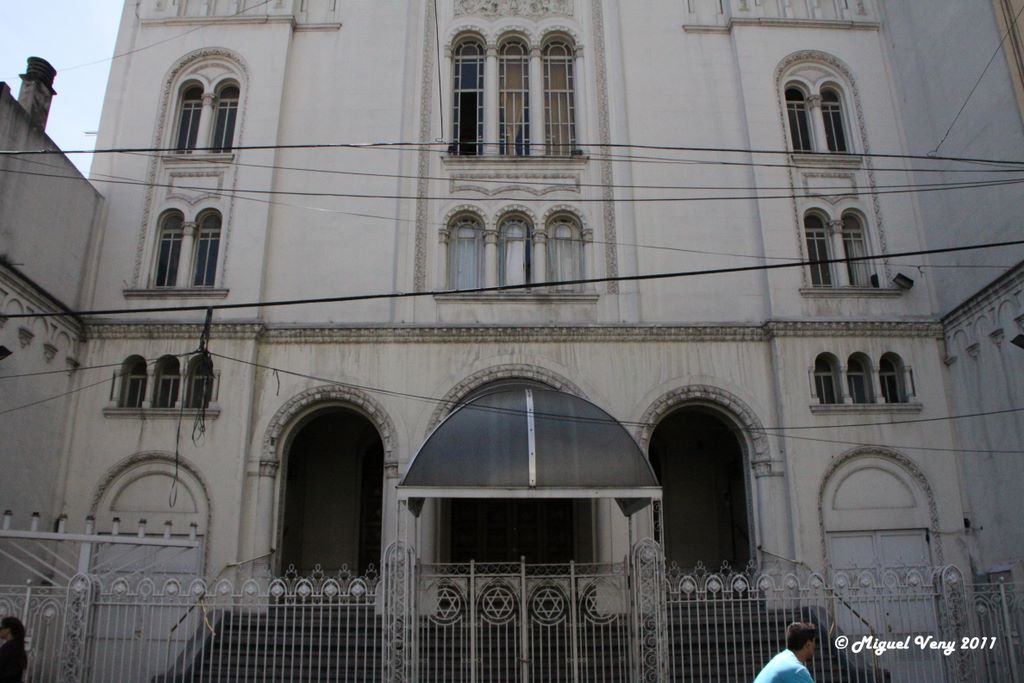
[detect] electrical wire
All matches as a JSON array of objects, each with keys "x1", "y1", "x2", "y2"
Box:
[{"x1": 4, "y1": 238, "x2": 1023, "y2": 320}]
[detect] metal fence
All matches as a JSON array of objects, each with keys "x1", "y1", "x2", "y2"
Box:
[{"x1": 2, "y1": 544, "x2": 1022, "y2": 683}]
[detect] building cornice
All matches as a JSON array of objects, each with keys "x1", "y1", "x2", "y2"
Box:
[
  {"x1": 83, "y1": 320, "x2": 943, "y2": 344},
  {"x1": 683, "y1": 18, "x2": 880, "y2": 33},
  {"x1": 941, "y1": 261, "x2": 1024, "y2": 332},
  {"x1": 0, "y1": 265, "x2": 85, "y2": 340}
]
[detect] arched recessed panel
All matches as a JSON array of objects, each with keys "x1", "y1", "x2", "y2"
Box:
[{"x1": 832, "y1": 467, "x2": 917, "y2": 511}]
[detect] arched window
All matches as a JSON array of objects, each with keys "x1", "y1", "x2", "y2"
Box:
[
  {"x1": 453, "y1": 39, "x2": 485, "y2": 156},
  {"x1": 814, "y1": 353, "x2": 841, "y2": 404},
  {"x1": 821, "y1": 87, "x2": 848, "y2": 153},
  {"x1": 846, "y1": 353, "x2": 873, "y2": 404},
  {"x1": 184, "y1": 355, "x2": 215, "y2": 409},
  {"x1": 449, "y1": 216, "x2": 485, "y2": 289},
  {"x1": 176, "y1": 85, "x2": 203, "y2": 151},
  {"x1": 192, "y1": 211, "x2": 221, "y2": 287},
  {"x1": 543, "y1": 41, "x2": 577, "y2": 156},
  {"x1": 120, "y1": 356, "x2": 148, "y2": 408},
  {"x1": 499, "y1": 216, "x2": 531, "y2": 285},
  {"x1": 211, "y1": 84, "x2": 239, "y2": 152},
  {"x1": 841, "y1": 213, "x2": 870, "y2": 286},
  {"x1": 879, "y1": 353, "x2": 907, "y2": 404},
  {"x1": 499, "y1": 40, "x2": 530, "y2": 156},
  {"x1": 154, "y1": 211, "x2": 184, "y2": 287},
  {"x1": 547, "y1": 215, "x2": 583, "y2": 289},
  {"x1": 153, "y1": 356, "x2": 181, "y2": 408},
  {"x1": 804, "y1": 214, "x2": 832, "y2": 286},
  {"x1": 785, "y1": 87, "x2": 812, "y2": 152}
]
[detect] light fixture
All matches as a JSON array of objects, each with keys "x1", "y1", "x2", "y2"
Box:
[
  {"x1": 892, "y1": 273, "x2": 914, "y2": 290},
  {"x1": 0, "y1": 346, "x2": 11, "y2": 361},
  {"x1": 1011, "y1": 334, "x2": 1024, "y2": 350}
]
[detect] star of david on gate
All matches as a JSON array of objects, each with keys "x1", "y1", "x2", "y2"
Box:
[
  {"x1": 433, "y1": 583, "x2": 463, "y2": 624},
  {"x1": 530, "y1": 586, "x2": 566, "y2": 624},
  {"x1": 479, "y1": 584, "x2": 517, "y2": 624}
]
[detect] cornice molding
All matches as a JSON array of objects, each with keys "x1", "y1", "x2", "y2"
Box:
[
  {"x1": 684, "y1": 18, "x2": 879, "y2": 33},
  {"x1": 942, "y1": 261, "x2": 1024, "y2": 333},
  {"x1": 82, "y1": 320, "x2": 943, "y2": 343}
]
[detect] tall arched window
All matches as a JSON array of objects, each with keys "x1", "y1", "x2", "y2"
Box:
[
  {"x1": 449, "y1": 216, "x2": 485, "y2": 289},
  {"x1": 804, "y1": 214, "x2": 832, "y2": 286},
  {"x1": 879, "y1": 353, "x2": 907, "y2": 404},
  {"x1": 547, "y1": 215, "x2": 583, "y2": 289},
  {"x1": 211, "y1": 84, "x2": 239, "y2": 152},
  {"x1": 120, "y1": 356, "x2": 148, "y2": 408},
  {"x1": 176, "y1": 85, "x2": 203, "y2": 151},
  {"x1": 499, "y1": 40, "x2": 530, "y2": 156},
  {"x1": 785, "y1": 87, "x2": 812, "y2": 152},
  {"x1": 814, "y1": 353, "x2": 841, "y2": 404},
  {"x1": 841, "y1": 213, "x2": 870, "y2": 286},
  {"x1": 846, "y1": 353, "x2": 873, "y2": 404},
  {"x1": 192, "y1": 211, "x2": 221, "y2": 287},
  {"x1": 543, "y1": 41, "x2": 577, "y2": 156},
  {"x1": 453, "y1": 39, "x2": 485, "y2": 156},
  {"x1": 154, "y1": 211, "x2": 184, "y2": 287},
  {"x1": 184, "y1": 355, "x2": 215, "y2": 409},
  {"x1": 499, "y1": 216, "x2": 531, "y2": 285},
  {"x1": 821, "y1": 87, "x2": 848, "y2": 153},
  {"x1": 153, "y1": 356, "x2": 181, "y2": 408}
]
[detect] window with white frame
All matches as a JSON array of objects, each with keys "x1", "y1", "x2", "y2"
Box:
[
  {"x1": 211, "y1": 83, "x2": 239, "y2": 153},
  {"x1": 453, "y1": 39, "x2": 485, "y2": 156},
  {"x1": 785, "y1": 87, "x2": 813, "y2": 152},
  {"x1": 175, "y1": 84, "x2": 203, "y2": 151},
  {"x1": 543, "y1": 40, "x2": 577, "y2": 156},
  {"x1": 804, "y1": 214, "x2": 832, "y2": 286},
  {"x1": 499, "y1": 40, "x2": 530, "y2": 156},
  {"x1": 192, "y1": 211, "x2": 221, "y2": 287},
  {"x1": 841, "y1": 212, "x2": 871, "y2": 286},
  {"x1": 119, "y1": 356, "x2": 148, "y2": 408},
  {"x1": 499, "y1": 216, "x2": 531, "y2": 285},
  {"x1": 449, "y1": 215, "x2": 485, "y2": 289},
  {"x1": 820, "y1": 87, "x2": 848, "y2": 153},
  {"x1": 846, "y1": 353, "x2": 873, "y2": 404},
  {"x1": 879, "y1": 353, "x2": 908, "y2": 404},
  {"x1": 154, "y1": 211, "x2": 184, "y2": 287},
  {"x1": 547, "y1": 215, "x2": 583, "y2": 289},
  {"x1": 814, "y1": 353, "x2": 841, "y2": 404},
  {"x1": 184, "y1": 355, "x2": 216, "y2": 409},
  {"x1": 153, "y1": 356, "x2": 181, "y2": 408}
]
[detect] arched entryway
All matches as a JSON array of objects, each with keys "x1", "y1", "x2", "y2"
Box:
[
  {"x1": 649, "y1": 408, "x2": 751, "y2": 569},
  {"x1": 280, "y1": 408, "x2": 383, "y2": 574}
]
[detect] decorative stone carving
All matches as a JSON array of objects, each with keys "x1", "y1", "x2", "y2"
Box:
[
  {"x1": 42, "y1": 343, "x2": 57, "y2": 363},
  {"x1": 18, "y1": 327, "x2": 34, "y2": 347},
  {"x1": 450, "y1": 173, "x2": 581, "y2": 196},
  {"x1": 262, "y1": 385, "x2": 398, "y2": 464},
  {"x1": 455, "y1": 0, "x2": 574, "y2": 20},
  {"x1": 590, "y1": 0, "x2": 619, "y2": 292}
]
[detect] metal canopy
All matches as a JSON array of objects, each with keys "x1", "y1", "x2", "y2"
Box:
[{"x1": 398, "y1": 387, "x2": 661, "y2": 517}]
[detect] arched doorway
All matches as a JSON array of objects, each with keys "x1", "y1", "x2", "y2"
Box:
[
  {"x1": 280, "y1": 408, "x2": 383, "y2": 574},
  {"x1": 649, "y1": 409, "x2": 751, "y2": 569}
]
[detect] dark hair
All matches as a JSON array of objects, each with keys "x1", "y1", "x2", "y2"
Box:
[
  {"x1": 0, "y1": 616, "x2": 27, "y2": 670},
  {"x1": 786, "y1": 622, "x2": 818, "y2": 651}
]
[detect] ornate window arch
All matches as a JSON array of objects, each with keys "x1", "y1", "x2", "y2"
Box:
[
  {"x1": 498, "y1": 213, "x2": 532, "y2": 285},
  {"x1": 546, "y1": 212, "x2": 583, "y2": 288},
  {"x1": 191, "y1": 209, "x2": 222, "y2": 287},
  {"x1": 184, "y1": 355, "x2": 216, "y2": 409},
  {"x1": 154, "y1": 210, "x2": 185, "y2": 287},
  {"x1": 498, "y1": 37, "x2": 531, "y2": 156},
  {"x1": 119, "y1": 355, "x2": 148, "y2": 408},
  {"x1": 879, "y1": 353, "x2": 909, "y2": 404},
  {"x1": 778, "y1": 55, "x2": 859, "y2": 155},
  {"x1": 175, "y1": 82, "x2": 204, "y2": 151},
  {"x1": 448, "y1": 213, "x2": 486, "y2": 289},
  {"x1": 820, "y1": 84, "x2": 849, "y2": 153},
  {"x1": 840, "y1": 210, "x2": 871, "y2": 286},
  {"x1": 152, "y1": 355, "x2": 181, "y2": 408},
  {"x1": 542, "y1": 37, "x2": 577, "y2": 155},
  {"x1": 211, "y1": 81, "x2": 240, "y2": 152},
  {"x1": 804, "y1": 211, "x2": 833, "y2": 287},
  {"x1": 813, "y1": 353, "x2": 842, "y2": 404},
  {"x1": 784, "y1": 85, "x2": 813, "y2": 152},
  {"x1": 452, "y1": 36, "x2": 486, "y2": 156},
  {"x1": 846, "y1": 352, "x2": 874, "y2": 404}
]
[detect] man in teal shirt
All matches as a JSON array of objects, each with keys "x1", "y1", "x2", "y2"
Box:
[{"x1": 753, "y1": 622, "x2": 818, "y2": 682}]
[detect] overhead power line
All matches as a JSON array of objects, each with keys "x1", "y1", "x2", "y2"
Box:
[{"x1": 5, "y1": 238, "x2": 1024, "y2": 321}]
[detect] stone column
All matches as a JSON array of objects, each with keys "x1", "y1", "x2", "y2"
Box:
[
  {"x1": 252, "y1": 459, "x2": 279, "y2": 578},
  {"x1": 177, "y1": 221, "x2": 197, "y2": 288},
  {"x1": 582, "y1": 226, "x2": 594, "y2": 286},
  {"x1": 828, "y1": 218, "x2": 849, "y2": 287},
  {"x1": 532, "y1": 225, "x2": 547, "y2": 285},
  {"x1": 196, "y1": 92, "x2": 216, "y2": 152},
  {"x1": 484, "y1": 228, "x2": 499, "y2": 287},
  {"x1": 529, "y1": 46, "x2": 545, "y2": 156},
  {"x1": 485, "y1": 44, "x2": 499, "y2": 156},
  {"x1": 807, "y1": 94, "x2": 828, "y2": 153},
  {"x1": 573, "y1": 46, "x2": 588, "y2": 153},
  {"x1": 437, "y1": 227, "x2": 450, "y2": 288}
]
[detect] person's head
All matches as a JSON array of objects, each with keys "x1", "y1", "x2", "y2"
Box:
[{"x1": 786, "y1": 622, "x2": 818, "y2": 662}]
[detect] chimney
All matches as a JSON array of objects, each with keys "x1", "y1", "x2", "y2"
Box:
[{"x1": 18, "y1": 57, "x2": 57, "y2": 131}]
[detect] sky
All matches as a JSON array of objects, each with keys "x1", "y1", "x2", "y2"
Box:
[{"x1": 0, "y1": 1, "x2": 126, "y2": 175}]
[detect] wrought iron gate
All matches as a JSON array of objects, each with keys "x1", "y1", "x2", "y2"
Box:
[{"x1": 417, "y1": 558, "x2": 633, "y2": 682}]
